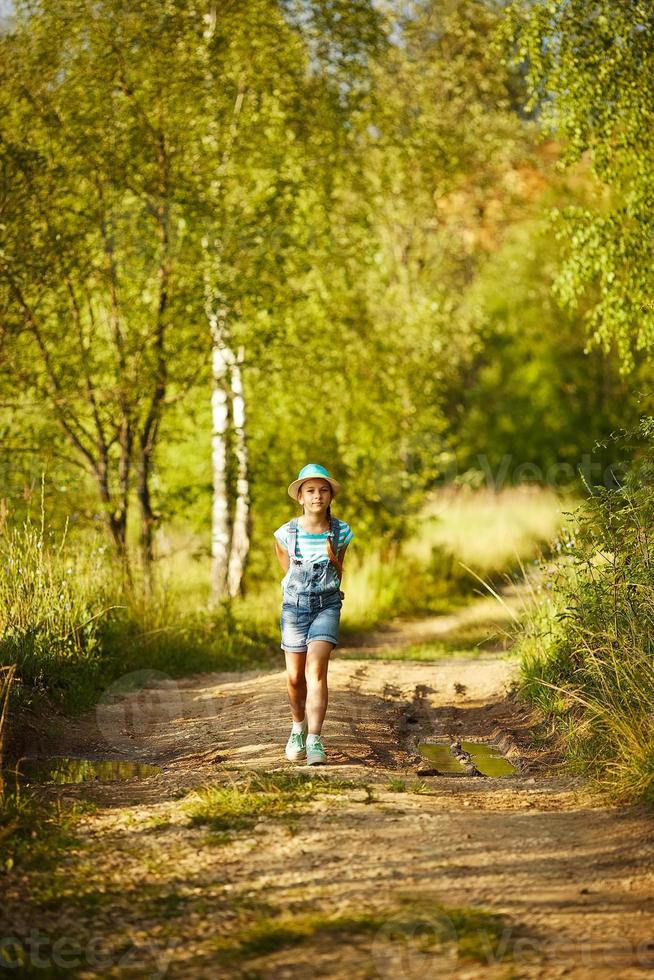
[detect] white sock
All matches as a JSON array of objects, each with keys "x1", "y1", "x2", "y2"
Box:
[
  {"x1": 306, "y1": 733, "x2": 322, "y2": 745},
  {"x1": 291, "y1": 718, "x2": 307, "y2": 734}
]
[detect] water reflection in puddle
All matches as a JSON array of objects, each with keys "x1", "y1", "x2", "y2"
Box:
[
  {"x1": 418, "y1": 740, "x2": 516, "y2": 777},
  {"x1": 3, "y1": 757, "x2": 161, "y2": 787},
  {"x1": 418, "y1": 742, "x2": 467, "y2": 774},
  {"x1": 461, "y1": 741, "x2": 516, "y2": 777}
]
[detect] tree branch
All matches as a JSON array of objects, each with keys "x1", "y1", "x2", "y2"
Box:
[{"x1": 1, "y1": 265, "x2": 99, "y2": 474}]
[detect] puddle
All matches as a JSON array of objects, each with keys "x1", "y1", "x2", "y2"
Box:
[
  {"x1": 3, "y1": 757, "x2": 161, "y2": 788},
  {"x1": 418, "y1": 742, "x2": 467, "y2": 774},
  {"x1": 418, "y1": 740, "x2": 516, "y2": 777},
  {"x1": 461, "y1": 740, "x2": 516, "y2": 778}
]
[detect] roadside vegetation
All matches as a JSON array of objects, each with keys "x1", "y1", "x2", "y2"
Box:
[
  {"x1": 517, "y1": 419, "x2": 654, "y2": 804},
  {"x1": 0, "y1": 488, "x2": 279, "y2": 725}
]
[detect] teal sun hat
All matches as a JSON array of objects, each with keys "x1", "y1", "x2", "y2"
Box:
[{"x1": 287, "y1": 463, "x2": 342, "y2": 502}]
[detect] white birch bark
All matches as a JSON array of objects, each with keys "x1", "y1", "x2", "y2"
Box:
[
  {"x1": 203, "y1": 242, "x2": 233, "y2": 606},
  {"x1": 196, "y1": 11, "x2": 247, "y2": 605},
  {"x1": 210, "y1": 338, "x2": 232, "y2": 603},
  {"x1": 227, "y1": 344, "x2": 250, "y2": 597}
]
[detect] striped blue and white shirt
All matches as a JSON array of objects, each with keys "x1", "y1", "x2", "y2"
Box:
[{"x1": 274, "y1": 518, "x2": 354, "y2": 564}]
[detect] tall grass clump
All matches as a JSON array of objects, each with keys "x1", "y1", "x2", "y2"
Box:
[
  {"x1": 517, "y1": 418, "x2": 654, "y2": 804},
  {"x1": 0, "y1": 493, "x2": 119, "y2": 716},
  {"x1": 0, "y1": 489, "x2": 279, "y2": 732},
  {"x1": 0, "y1": 665, "x2": 16, "y2": 794}
]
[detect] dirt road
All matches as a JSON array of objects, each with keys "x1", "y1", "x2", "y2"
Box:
[{"x1": 3, "y1": 594, "x2": 654, "y2": 979}]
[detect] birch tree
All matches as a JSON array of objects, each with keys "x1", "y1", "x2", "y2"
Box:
[
  {"x1": 185, "y1": 0, "x2": 387, "y2": 603},
  {"x1": 0, "y1": 0, "x2": 205, "y2": 583}
]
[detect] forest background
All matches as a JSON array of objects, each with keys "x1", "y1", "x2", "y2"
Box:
[{"x1": 1, "y1": 0, "x2": 654, "y2": 800}]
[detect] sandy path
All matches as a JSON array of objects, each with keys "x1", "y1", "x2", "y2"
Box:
[{"x1": 3, "y1": 595, "x2": 654, "y2": 979}]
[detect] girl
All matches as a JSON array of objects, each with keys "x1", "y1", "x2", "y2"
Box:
[{"x1": 273, "y1": 463, "x2": 354, "y2": 765}]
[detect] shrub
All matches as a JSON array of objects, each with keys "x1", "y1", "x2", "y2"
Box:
[{"x1": 518, "y1": 417, "x2": 654, "y2": 802}]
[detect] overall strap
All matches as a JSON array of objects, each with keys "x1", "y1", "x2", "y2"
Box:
[
  {"x1": 329, "y1": 517, "x2": 340, "y2": 554},
  {"x1": 287, "y1": 518, "x2": 302, "y2": 565},
  {"x1": 326, "y1": 517, "x2": 343, "y2": 579}
]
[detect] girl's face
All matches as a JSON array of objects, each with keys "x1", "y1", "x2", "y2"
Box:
[{"x1": 298, "y1": 481, "x2": 332, "y2": 514}]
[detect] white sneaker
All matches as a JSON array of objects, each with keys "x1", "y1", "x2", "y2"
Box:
[
  {"x1": 306, "y1": 736, "x2": 327, "y2": 765},
  {"x1": 285, "y1": 722, "x2": 307, "y2": 761}
]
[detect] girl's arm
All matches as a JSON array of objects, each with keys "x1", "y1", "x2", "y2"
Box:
[{"x1": 274, "y1": 539, "x2": 290, "y2": 573}]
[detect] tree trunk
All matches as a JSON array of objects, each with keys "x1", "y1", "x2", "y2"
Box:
[
  {"x1": 136, "y1": 448, "x2": 155, "y2": 593},
  {"x1": 208, "y1": 306, "x2": 233, "y2": 606},
  {"x1": 227, "y1": 344, "x2": 250, "y2": 598},
  {"x1": 108, "y1": 511, "x2": 132, "y2": 588}
]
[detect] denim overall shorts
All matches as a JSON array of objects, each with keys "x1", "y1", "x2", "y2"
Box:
[{"x1": 279, "y1": 517, "x2": 344, "y2": 653}]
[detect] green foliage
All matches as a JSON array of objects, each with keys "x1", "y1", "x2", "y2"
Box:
[
  {"x1": 2, "y1": 0, "x2": 652, "y2": 802},
  {"x1": 0, "y1": 785, "x2": 93, "y2": 875},
  {"x1": 517, "y1": 417, "x2": 654, "y2": 802},
  {"x1": 497, "y1": 1, "x2": 654, "y2": 372},
  {"x1": 454, "y1": 216, "x2": 654, "y2": 482},
  {"x1": 331, "y1": 0, "x2": 542, "y2": 541},
  {"x1": 183, "y1": 769, "x2": 356, "y2": 832},
  {"x1": 0, "y1": 0, "x2": 389, "y2": 559},
  {"x1": 1, "y1": 0, "x2": 624, "y2": 582}
]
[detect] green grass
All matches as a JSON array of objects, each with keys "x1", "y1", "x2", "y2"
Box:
[
  {"x1": 0, "y1": 783, "x2": 95, "y2": 873},
  {"x1": 340, "y1": 641, "x2": 507, "y2": 662},
  {"x1": 211, "y1": 894, "x2": 521, "y2": 968},
  {"x1": 516, "y1": 421, "x2": 654, "y2": 803},
  {"x1": 183, "y1": 770, "x2": 360, "y2": 833},
  {"x1": 0, "y1": 664, "x2": 15, "y2": 781},
  {"x1": 519, "y1": 581, "x2": 654, "y2": 803},
  {"x1": 385, "y1": 778, "x2": 430, "y2": 794},
  {"x1": 416, "y1": 485, "x2": 574, "y2": 579},
  {"x1": 0, "y1": 499, "x2": 281, "y2": 721},
  {"x1": 386, "y1": 778, "x2": 408, "y2": 792},
  {"x1": 336, "y1": 485, "x2": 572, "y2": 630},
  {"x1": 339, "y1": 593, "x2": 525, "y2": 661}
]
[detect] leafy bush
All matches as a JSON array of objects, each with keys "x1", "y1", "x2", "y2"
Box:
[{"x1": 518, "y1": 417, "x2": 654, "y2": 802}]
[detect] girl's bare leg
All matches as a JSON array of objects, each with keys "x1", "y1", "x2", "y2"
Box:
[
  {"x1": 284, "y1": 651, "x2": 307, "y2": 722},
  {"x1": 305, "y1": 640, "x2": 333, "y2": 734}
]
